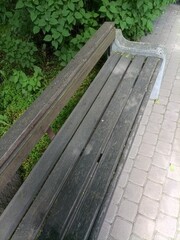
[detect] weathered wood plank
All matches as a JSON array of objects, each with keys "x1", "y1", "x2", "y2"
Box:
[
  {"x1": 89, "y1": 59, "x2": 163, "y2": 240},
  {"x1": 9, "y1": 56, "x2": 131, "y2": 240},
  {"x1": 38, "y1": 55, "x2": 146, "y2": 240},
  {"x1": 0, "y1": 22, "x2": 115, "y2": 191},
  {"x1": 62, "y1": 57, "x2": 160, "y2": 240},
  {"x1": 0, "y1": 54, "x2": 128, "y2": 240}
]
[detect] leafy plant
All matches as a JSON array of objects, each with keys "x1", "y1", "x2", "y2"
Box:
[
  {"x1": 9, "y1": 66, "x2": 44, "y2": 95},
  {"x1": 99, "y1": 0, "x2": 176, "y2": 39},
  {"x1": 14, "y1": 0, "x2": 98, "y2": 66},
  {"x1": 0, "y1": 34, "x2": 37, "y2": 70}
]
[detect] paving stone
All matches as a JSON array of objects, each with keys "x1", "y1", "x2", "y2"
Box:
[
  {"x1": 142, "y1": 132, "x2": 158, "y2": 145},
  {"x1": 147, "y1": 100, "x2": 154, "y2": 108},
  {"x1": 111, "y1": 217, "x2": 132, "y2": 240},
  {"x1": 158, "y1": 96, "x2": 169, "y2": 106},
  {"x1": 159, "y1": 129, "x2": 174, "y2": 143},
  {"x1": 162, "y1": 119, "x2": 177, "y2": 132},
  {"x1": 163, "y1": 178, "x2": 180, "y2": 198},
  {"x1": 117, "y1": 172, "x2": 129, "y2": 188},
  {"x1": 139, "y1": 143, "x2": 155, "y2": 157},
  {"x1": 141, "y1": 115, "x2": 149, "y2": 125},
  {"x1": 152, "y1": 152, "x2": 170, "y2": 169},
  {"x1": 150, "y1": 112, "x2": 164, "y2": 124},
  {"x1": 124, "y1": 182, "x2": 143, "y2": 203},
  {"x1": 129, "y1": 168, "x2": 147, "y2": 186},
  {"x1": 133, "y1": 135, "x2": 142, "y2": 147},
  {"x1": 129, "y1": 145, "x2": 139, "y2": 159},
  {"x1": 167, "y1": 102, "x2": 180, "y2": 112},
  {"x1": 156, "y1": 213, "x2": 177, "y2": 238},
  {"x1": 97, "y1": 221, "x2": 111, "y2": 240},
  {"x1": 167, "y1": 165, "x2": 180, "y2": 181},
  {"x1": 160, "y1": 89, "x2": 171, "y2": 97},
  {"x1": 171, "y1": 86, "x2": 180, "y2": 95},
  {"x1": 154, "y1": 233, "x2": 169, "y2": 240},
  {"x1": 105, "y1": 202, "x2": 118, "y2": 224},
  {"x1": 171, "y1": 151, "x2": 180, "y2": 167},
  {"x1": 118, "y1": 199, "x2": 138, "y2": 222},
  {"x1": 133, "y1": 215, "x2": 155, "y2": 240},
  {"x1": 175, "y1": 233, "x2": 180, "y2": 240},
  {"x1": 134, "y1": 154, "x2": 152, "y2": 171},
  {"x1": 164, "y1": 110, "x2": 179, "y2": 122},
  {"x1": 160, "y1": 194, "x2": 179, "y2": 218},
  {"x1": 173, "y1": 139, "x2": 180, "y2": 152},
  {"x1": 130, "y1": 235, "x2": 141, "y2": 240},
  {"x1": 174, "y1": 81, "x2": 180, "y2": 89},
  {"x1": 170, "y1": 94, "x2": 180, "y2": 103},
  {"x1": 146, "y1": 121, "x2": 161, "y2": 134},
  {"x1": 175, "y1": 128, "x2": 180, "y2": 139},
  {"x1": 177, "y1": 217, "x2": 180, "y2": 231},
  {"x1": 144, "y1": 106, "x2": 152, "y2": 116},
  {"x1": 139, "y1": 196, "x2": 159, "y2": 219},
  {"x1": 111, "y1": 187, "x2": 124, "y2": 205},
  {"x1": 137, "y1": 125, "x2": 146, "y2": 136},
  {"x1": 123, "y1": 158, "x2": 134, "y2": 173},
  {"x1": 156, "y1": 141, "x2": 172, "y2": 156},
  {"x1": 144, "y1": 180, "x2": 163, "y2": 201},
  {"x1": 153, "y1": 104, "x2": 166, "y2": 114},
  {"x1": 148, "y1": 165, "x2": 166, "y2": 184},
  {"x1": 161, "y1": 81, "x2": 173, "y2": 90}
]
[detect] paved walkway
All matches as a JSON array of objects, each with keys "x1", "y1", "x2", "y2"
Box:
[{"x1": 98, "y1": 4, "x2": 180, "y2": 240}]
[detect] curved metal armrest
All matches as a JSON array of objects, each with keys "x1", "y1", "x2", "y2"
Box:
[{"x1": 111, "y1": 29, "x2": 167, "y2": 100}]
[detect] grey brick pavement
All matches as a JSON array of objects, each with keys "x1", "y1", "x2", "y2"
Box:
[{"x1": 98, "y1": 4, "x2": 180, "y2": 240}]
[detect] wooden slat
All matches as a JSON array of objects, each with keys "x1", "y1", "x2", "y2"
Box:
[
  {"x1": 38, "y1": 55, "x2": 146, "y2": 239},
  {"x1": 0, "y1": 22, "x2": 115, "y2": 190},
  {"x1": 9, "y1": 56, "x2": 131, "y2": 240},
  {"x1": 10, "y1": 56, "x2": 131, "y2": 240},
  {"x1": 0, "y1": 55, "x2": 130, "y2": 240},
  {"x1": 89, "y1": 60, "x2": 163, "y2": 240},
  {"x1": 62, "y1": 57, "x2": 160, "y2": 240}
]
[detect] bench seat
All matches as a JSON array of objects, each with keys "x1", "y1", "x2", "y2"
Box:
[{"x1": 0, "y1": 52, "x2": 162, "y2": 240}]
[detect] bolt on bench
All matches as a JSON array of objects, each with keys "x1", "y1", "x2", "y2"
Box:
[{"x1": 0, "y1": 22, "x2": 165, "y2": 240}]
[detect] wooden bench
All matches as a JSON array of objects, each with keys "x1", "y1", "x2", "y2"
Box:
[{"x1": 0, "y1": 22, "x2": 165, "y2": 240}]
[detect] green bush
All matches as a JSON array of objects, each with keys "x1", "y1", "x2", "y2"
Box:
[{"x1": 99, "y1": 0, "x2": 176, "y2": 39}]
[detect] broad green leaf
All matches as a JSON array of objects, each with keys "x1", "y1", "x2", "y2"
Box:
[
  {"x1": 62, "y1": 29, "x2": 70, "y2": 37},
  {"x1": 50, "y1": 18, "x2": 59, "y2": 25},
  {"x1": 106, "y1": 11, "x2": 113, "y2": 20},
  {"x1": 146, "y1": 20, "x2": 153, "y2": 31},
  {"x1": 137, "y1": 0, "x2": 143, "y2": 9},
  {"x1": 62, "y1": 9, "x2": 70, "y2": 17},
  {"x1": 30, "y1": 11, "x2": 38, "y2": 22},
  {"x1": 53, "y1": 31, "x2": 61, "y2": 40},
  {"x1": 52, "y1": 40, "x2": 58, "y2": 49},
  {"x1": 120, "y1": 21, "x2": 127, "y2": 30},
  {"x1": 33, "y1": 26, "x2": 40, "y2": 34},
  {"x1": 44, "y1": 35, "x2": 52, "y2": 42},
  {"x1": 68, "y1": 2, "x2": 75, "y2": 11},
  {"x1": 67, "y1": 15, "x2": 74, "y2": 24},
  {"x1": 126, "y1": 17, "x2": 133, "y2": 25},
  {"x1": 110, "y1": 5, "x2": 118, "y2": 14},
  {"x1": 38, "y1": 19, "x2": 46, "y2": 27},
  {"x1": 75, "y1": 12, "x2": 82, "y2": 19},
  {"x1": 37, "y1": 6, "x2": 44, "y2": 12},
  {"x1": 16, "y1": 0, "x2": 24, "y2": 9},
  {"x1": 122, "y1": 2, "x2": 128, "y2": 10},
  {"x1": 99, "y1": 6, "x2": 107, "y2": 13}
]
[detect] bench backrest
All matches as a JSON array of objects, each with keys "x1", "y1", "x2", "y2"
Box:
[{"x1": 0, "y1": 22, "x2": 115, "y2": 191}]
